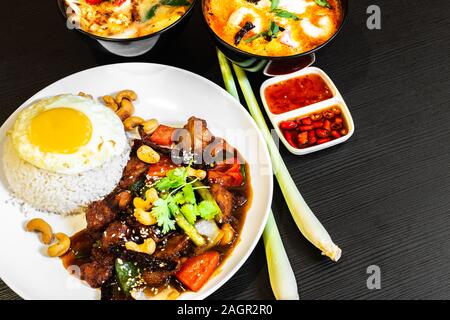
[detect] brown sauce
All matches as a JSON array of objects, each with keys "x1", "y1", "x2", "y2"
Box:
[{"x1": 60, "y1": 160, "x2": 252, "y2": 299}]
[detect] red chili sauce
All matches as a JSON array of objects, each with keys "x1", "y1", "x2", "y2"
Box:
[{"x1": 265, "y1": 74, "x2": 333, "y2": 115}]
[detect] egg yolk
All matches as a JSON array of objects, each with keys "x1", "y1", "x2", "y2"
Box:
[{"x1": 28, "y1": 108, "x2": 92, "y2": 154}]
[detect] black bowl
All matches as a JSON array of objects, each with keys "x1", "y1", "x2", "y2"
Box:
[
  {"x1": 57, "y1": 0, "x2": 197, "y2": 57},
  {"x1": 201, "y1": 0, "x2": 348, "y2": 73}
]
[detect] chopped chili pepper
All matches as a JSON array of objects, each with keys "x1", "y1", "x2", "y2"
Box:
[
  {"x1": 334, "y1": 117, "x2": 343, "y2": 124},
  {"x1": 323, "y1": 119, "x2": 331, "y2": 131},
  {"x1": 308, "y1": 130, "x2": 317, "y2": 145},
  {"x1": 331, "y1": 130, "x2": 341, "y2": 139},
  {"x1": 278, "y1": 106, "x2": 349, "y2": 150},
  {"x1": 317, "y1": 138, "x2": 332, "y2": 145},
  {"x1": 299, "y1": 125, "x2": 314, "y2": 131},
  {"x1": 332, "y1": 107, "x2": 341, "y2": 115},
  {"x1": 316, "y1": 128, "x2": 330, "y2": 138},
  {"x1": 301, "y1": 117, "x2": 312, "y2": 125},
  {"x1": 279, "y1": 120, "x2": 297, "y2": 130},
  {"x1": 331, "y1": 122, "x2": 343, "y2": 130},
  {"x1": 298, "y1": 132, "x2": 309, "y2": 145},
  {"x1": 312, "y1": 120, "x2": 323, "y2": 128},
  {"x1": 323, "y1": 110, "x2": 334, "y2": 119}
]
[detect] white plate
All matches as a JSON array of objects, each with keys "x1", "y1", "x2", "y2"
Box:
[{"x1": 0, "y1": 63, "x2": 273, "y2": 300}]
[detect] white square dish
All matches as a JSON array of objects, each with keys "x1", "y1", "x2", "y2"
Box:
[{"x1": 260, "y1": 67, "x2": 355, "y2": 155}]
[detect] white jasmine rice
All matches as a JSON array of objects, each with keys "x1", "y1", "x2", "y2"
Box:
[{"x1": 2, "y1": 136, "x2": 130, "y2": 215}]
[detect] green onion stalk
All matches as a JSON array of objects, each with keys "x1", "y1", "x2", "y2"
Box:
[{"x1": 217, "y1": 49, "x2": 299, "y2": 300}]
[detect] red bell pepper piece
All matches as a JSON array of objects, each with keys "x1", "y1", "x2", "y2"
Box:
[
  {"x1": 176, "y1": 251, "x2": 220, "y2": 292},
  {"x1": 208, "y1": 158, "x2": 244, "y2": 187}
]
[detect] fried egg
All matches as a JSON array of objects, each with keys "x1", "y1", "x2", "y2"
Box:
[{"x1": 10, "y1": 94, "x2": 128, "y2": 175}]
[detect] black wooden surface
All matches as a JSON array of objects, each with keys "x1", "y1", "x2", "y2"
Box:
[{"x1": 1, "y1": 0, "x2": 450, "y2": 300}]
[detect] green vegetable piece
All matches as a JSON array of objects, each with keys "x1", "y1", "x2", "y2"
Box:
[
  {"x1": 180, "y1": 203, "x2": 198, "y2": 225},
  {"x1": 244, "y1": 32, "x2": 264, "y2": 44},
  {"x1": 198, "y1": 200, "x2": 221, "y2": 220},
  {"x1": 314, "y1": 0, "x2": 332, "y2": 9},
  {"x1": 145, "y1": 4, "x2": 160, "y2": 21},
  {"x1": 246, "y1": 21, "x2": 282, "y2": 43},
  {"x1": 192, "y1": 181, "x2": 223, "y2": 222},
  {"x1": 268, "y1": 21, "x2": 280, "y2": 38},
  {"x1": 270, "y1": 0, "x2": 280, "y2": 10},
  {"x1": 115, "y1": 259, "x2": 141, "y2": 295},
  {"x1": 161, "y1": 0, "x2": 191, "y2": 6},
  {"x1": 151, "y1": 198, "x2": 176, "y2": 234},
  {"x1": 272, "y1": 9, "x2": 300, "y2": 21},
  {"x1": 129, "y1": 177, "x2": 146, "y2": 197},
  {"x1": 174, "y1": 212, "x2": 206, "y2": 247}
]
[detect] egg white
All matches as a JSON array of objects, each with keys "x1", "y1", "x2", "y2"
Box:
[{"x1": 10, "y1": 94, "x2": 128, "y2": 175}]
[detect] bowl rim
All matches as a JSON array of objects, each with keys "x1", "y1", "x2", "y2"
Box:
[
  {"x1": 201, "y1": 0, "x2": 348, "y2": 61},
  {"x1": 56, "y1": 0, "x2": 198, "y2": 43}
]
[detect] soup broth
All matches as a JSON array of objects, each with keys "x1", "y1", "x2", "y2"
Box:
[
  {"x1": 66, "y1": 0, "x2": 193, "y2": 39},
  {"x1": 204, "y1": 0, "x2": 343, "y2": 57}
]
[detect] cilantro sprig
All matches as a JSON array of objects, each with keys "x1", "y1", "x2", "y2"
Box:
[
  {"x1": 245, "y1": 21, "x2": 284, "y2": 44},
  {"x1": 148, "y1": 166, "x2": 221, "y2": 236}
]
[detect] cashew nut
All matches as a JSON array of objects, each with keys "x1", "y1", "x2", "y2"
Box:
[
  {"x1": 47, "y1": 233, "x2": 71, "y2": 257},
  {"x1": 134, "y1": 208, "x2": 158, "y2": 226},
  {"x1": 125, "y1": 238, "x2": 156, "y2": 255},
  {"x1": 187, "y1": 167, "x2": 207, "y2": 180},
  {"x1": 102, "y1": 95, "x2": 119, "y2": 112},
  {"x1": 26, "y1": 218, "x2": 53, "y2": 244},
  {"x1": 142, "y1": 119, "x2": 159, "y2": 135},
  {"x1": 137, "y1": 145, "x2": 160, "y2": 164},
  {"x1": 133, "y1": 188, "x2": 159, "y2": 211},
  {"x1": 115, "y1": 90, "x2": 137, "y2": 104},
  {"x1": 220, "y1": 223, "x2": 235, "y2": 245},
  {"x1": 116, "y1": 99, "x2": 135, "y2": 121},
  {"x1": 78, "y1": 92, "x2": 93, "y2": 100},
  {"x1": 123, "y1": 116, "x2": 144, "y2": 131}
]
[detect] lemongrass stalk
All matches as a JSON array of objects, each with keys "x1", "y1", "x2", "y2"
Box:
[
  {"x1": 217, "y1": 50, "x2": 299, "y2": 300},
  {"x1": 232, "y1": 64, "x2": 342, "y2": 262},
  {"x1": 263, "y1": 211, "x2": 299, "y2": 300},
  {"x1": 217, "y1": 49, "x2": 240, "y2": 100}
]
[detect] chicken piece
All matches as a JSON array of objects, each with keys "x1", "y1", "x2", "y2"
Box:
[
  {"x1": 80, "y1": 262, "x2": 113, "y2": 288},
  {"x1": 119, "y1": 154, "x2": 149, "y2": 189},
  {"x1": 210, "y1": 184, "x2": 233, "y2": 220},
  {"x1": 91, "y1": 247, "x2": 116, "y2": 267},
  {"x1": 184, "y1": 117, "x2": 215, "y2": 152},
  {"x1": 142, "y1": 270, "x2": 175, "y2": 288},
  {"x1": 86, "y1": 200, "x2": 117, "y2": 231},
  {"x1": 153, "y1": 234, "x2": 191, "y2": 260},
  {"x1": 101, "y1": 221, "x2": 130, "y2": 248}
]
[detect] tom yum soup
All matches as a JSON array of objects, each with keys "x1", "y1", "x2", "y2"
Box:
[
  {"x1": 65, "y1": 0, "x2": 193, "y2": 38},
  {"x1": 204, "y1": 0, "x2": 343, "y2": 57}
]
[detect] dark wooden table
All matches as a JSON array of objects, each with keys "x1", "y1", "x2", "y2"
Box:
[{"x1": 1, "y1": 0, "x2": 450, "y2": 300}]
